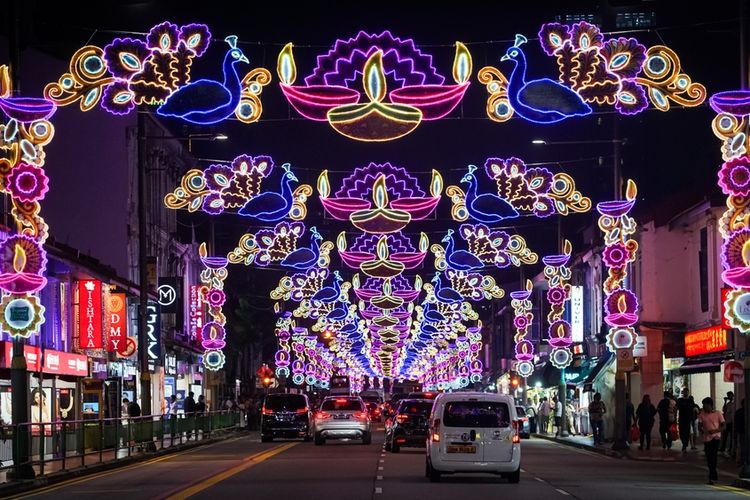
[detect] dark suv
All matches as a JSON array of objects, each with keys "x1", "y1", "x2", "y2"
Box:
[
  {"x1": 385, "y1": 399, "x2": 434, "y2": 452},
  {"x1": 261, "y1": 393, "x2": 311, "y2": 442}
]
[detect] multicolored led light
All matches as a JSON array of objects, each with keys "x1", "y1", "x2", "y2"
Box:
[{"x1": 543, "y1": 240, "x2": 573, "y2": 369}]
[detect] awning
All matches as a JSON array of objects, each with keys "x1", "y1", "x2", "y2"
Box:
[
  {"x1": 678, "y1": 355, "x2": 731, "y2": 375},
  {"x1": 585, "y1": 352, "x2": 614, "y2": 384}
]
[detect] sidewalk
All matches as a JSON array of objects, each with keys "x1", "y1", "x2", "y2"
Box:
[{"x1": 534, "y1": 432, "x2": 746, "y2": 484}]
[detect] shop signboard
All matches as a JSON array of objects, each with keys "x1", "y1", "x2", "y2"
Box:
[
  {"x1": 633, "y1": 336, "x2": 648, "y2": 357},
  {"x1": 158, "y1": 277, "x2": 182, "y2": 314},
  {"x1": 570, "y1": 285, "x2": 584, "y2": 343},
  {"x1": 78, "y1": 280, "x2": 103, "y2": 349},
  {"x1": 189, "y1": 285, "x2": 204, "y2": 340},
  {"x1": 145, "y1": 301, "x2": 161, "y2": 370},
  {"x1": 724, "y1": 360, "x2": 744, "y2": 384},
  {"x1": 0, "y1": 342, "x2": 88, "y2": 377},
  {"x1": 165, "y1": 354, "x2": 176, "y2": 375},
  {"x1": 684, "y1": 326, "x2": 727, "y2": 357},
  {"x1": 107, "y1": 293, "x2": 128, "y2": 353}
]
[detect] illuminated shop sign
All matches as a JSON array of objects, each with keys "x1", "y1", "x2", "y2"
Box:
[{"x1": 684, "y1": 326, "x2": 727, "y2": 357}]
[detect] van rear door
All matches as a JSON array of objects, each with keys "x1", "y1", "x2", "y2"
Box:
[
  {"x1": 481, "y1": 399, "x2": 514, "y2": 462},
  {"x1": 440, "y1": 399, "x2": 485, "y2": 462}
]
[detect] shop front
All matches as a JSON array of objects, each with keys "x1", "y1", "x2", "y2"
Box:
[{"x1": 677, "y1": 325, "x2": 734, "y2": 403}]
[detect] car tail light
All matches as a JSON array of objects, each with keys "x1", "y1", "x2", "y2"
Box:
[
  {"x1": 396, "y1": 437, "x2": 406, "y2": 444},
  {"x1": 374, "y1": 409, "x2": 381, "y2": 415},
  {"x1": 396, "y1": 415, "x2": 408, "y2": 424},
  {"x1": 335, "y1": 398, "x2": 347, "y2": 403},
  {"x1": 356, "y1": 412, "x2": 369, "y2": 420},
  {"x1": 431, "y1": 418, "x2": 441, "y2": 442},
  {"x1": 316, "y1": 411, "x2": 331, "y2": 420},
  {"x1": 262, "y1": 407, "x2": 273, "y2": 415},
  {"x1": 296, "y1": 408, "x2": 308, "y2": 414},
  {"x1": 512, "y1": 419, "x2": 521, "y2": 444}
]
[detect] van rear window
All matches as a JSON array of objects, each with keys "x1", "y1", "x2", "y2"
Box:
[{"x1": 443, "y1": 401, "x2": 510, "y2": 428}]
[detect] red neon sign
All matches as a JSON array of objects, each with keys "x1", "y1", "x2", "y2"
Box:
[
  {"x1": 78, "y1": 280, "x2": 103, "y2": 349},
  {"x1": 1, "y1": 342, "x2": 88, "y2": 376},
  {"x1": 684, "y1": 326, "x2": 727, "y2": 357},
  {"x1": 190, "y1": 285, "x2": 204, "y2": 340},
  {"x1": 107, "y1": 293, "x2": 128, "y2": 353}
]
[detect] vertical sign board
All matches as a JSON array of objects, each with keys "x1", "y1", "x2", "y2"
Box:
[
  {"x1": 78, "y1": 280, "x2": 102, "y2": 349},
  {"x1": 146, "y1": 301, "x2": 161, "y2": 371},
  {"x1": 158, "y1": 277, "x2": 183, "y2": 330},
  {"x1": 570, "y1": 285, "x2": 584, "y2": 343},
  {"x1": 189, "y1": 285, "x2": 204, "y2": 341},
  {"x1": 107, "y1": 293, "x2": 128, "y2": 353}
]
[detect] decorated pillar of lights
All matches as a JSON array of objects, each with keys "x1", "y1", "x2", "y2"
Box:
[
  {"x1": 304, "y1": 335, "x2": 318, "y2": 386},
  {"x1": 543, "y1": 240, "x2": 574, "y2": 369},
  {"x1": 291, "y1": 326, "x2": 307, "y2": 386},
  {"x1": 198, "y1": 242, "x2": 229, "y2": 370},
  {"x1": 466, "y1": 322, "x2": 484, "y2": 383},
  {"x1": 0, "y1": 66, "x2": 53, "y2": 340},
  {"x1": 596, "y1": 180, "x2": 640, "y2": 351},
  {"x1": 273, "y1": 306, "x2": 292, "y2": 379},
  {"x1": 511, "y1": 279, "x2": 535, "y2": 378}
]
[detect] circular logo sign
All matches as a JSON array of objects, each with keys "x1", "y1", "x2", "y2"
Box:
[{"x1": 157, "y1": 284, "x2": 177, "y2": 307}]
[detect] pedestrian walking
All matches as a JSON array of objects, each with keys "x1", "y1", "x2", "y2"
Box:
[
  {"x1": 589, "y1": 393, "x2": 606, "y2": 445},
  {"x1": 184, "y1": 392, "x2": 197, "y2": 440},
  {"x1": 636, "y1": 394, "x2": 657, "y2": 450},
  {"x1": 721, "y1": 391, "x2": 735, "y2": 455},
  {"x1": 657, "y1": 391, "x2": 675, "y2": 449},
  {"x1": 677, "y1": 388, "x2": 694, "y2": 452},
  {"x1": 538, "y1": 398, "x2": 550, "y2": 435},
  {"x1": 697, "y1": 397, "x2": 725, "y2": 485},
  {"x1": 553, "y1": 396, "x2": 563, "y2": 437}
]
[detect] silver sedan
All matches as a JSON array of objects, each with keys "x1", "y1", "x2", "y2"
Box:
[{"x1": 312, "y1": 396, "x2": 372, "y2": 445}]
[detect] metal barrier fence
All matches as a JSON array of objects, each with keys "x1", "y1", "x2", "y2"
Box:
[{"x1": 0, "y1": 411, "x2": 242, "y2": 479}]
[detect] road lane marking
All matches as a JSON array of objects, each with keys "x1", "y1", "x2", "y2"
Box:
[
  {"x1": 377, "y1": 476, "x2": 383, "y2": 480},
  {"x1": 164, "y1": 442, "x2": 297, "y2": 499},
  {"x1": 711, "y1": 484, "x2": 750, "y2": 497},
  {"x1": 374, "y1": 487, "x2": 383, "y2": 494},
  {"x1": 535, "y1": 477, "x2": 546, "y2": 483},
  {"x1": 378, "y1": 466, "x2": 384, "y2": 470},
  {"x1": 379, "y1": 459, "x2": 384, "y2": 463},
  {"x1": 555, "y1": 489, "x2": 570, "y2": 496},
  {"x1": 8, "y1": 436, "x2": 248, "y2": 499}
]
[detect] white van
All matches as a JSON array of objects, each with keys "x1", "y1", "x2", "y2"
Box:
[{"x1": 426, "y1": 392, "x2": 521, "y2": 483}]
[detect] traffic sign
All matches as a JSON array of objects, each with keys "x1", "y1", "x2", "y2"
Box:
[{"x1": 616, "y1": 348, "x2": 634, "y2": 372}]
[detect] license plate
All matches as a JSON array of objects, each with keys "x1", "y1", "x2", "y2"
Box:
[
  {"x1": 333, "y1": 414, "x2": 349, "y2": 420},
  {"x1": 447, "y1": 445, "x2": 476, "y2": 454}
]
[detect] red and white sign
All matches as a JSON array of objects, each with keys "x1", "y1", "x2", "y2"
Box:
[
  {"x1": 1, "y1": 342, "x2": 88, "y2": 377},
  {"x1": 189, "y1": 285, "x2": 204, "y2": 340},
  {"x1": 724, "y1": 360, "x2": 744, "y2": 384},
  {"x1": 107, "y1": 293, "x2": 128, "y2": 353},
  {"x1": 78, "y1": 280, "x2": 103, "y2": 349},
  {"x1": 684, "y1": 326, "x2": 727, "y2": 357}
]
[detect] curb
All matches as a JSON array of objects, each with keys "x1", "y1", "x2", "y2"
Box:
[
  {"x1": 732, "y1": 478, "x2": 750, "y2": 491},
  {"x1": 533, "y1": 433, "x2": 626, "y2": 459},
  {"x1": 0, "y1": 430, "x2": 247, "y2": 497}
]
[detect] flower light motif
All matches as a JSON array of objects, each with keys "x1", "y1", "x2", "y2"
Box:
[
  {"x1": 597, "y1": 180, "x2": 640, "y2": 351},
  {"x1": 7, "y1": 163, "x2": 49, "y2": 203},
  {"x1": 206, "y1": 288, "x2": 226, "y2": 308},
  {"x1": 718, "y1": 157, "x2": 750, "y2": 197}
]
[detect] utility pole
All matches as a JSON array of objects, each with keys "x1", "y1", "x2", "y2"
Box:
[
  {"x1": 612, "y1": 114, "x2": 628, "y2": 451},
  {"x1": 8, "y1": 0, "x2": 34, "y2": 479},
  {"x1": 137, "y1": 108, "x2": 152, "y2": 417},
  {"x1": 556, "y1": 217, "x2": 569, "y2": 437}
]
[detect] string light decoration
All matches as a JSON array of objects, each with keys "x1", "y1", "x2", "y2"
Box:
[
  {"x1": 543, "y1": 240, "x2": 574, "y2": 369},
  {"x1": 277, "y1": 31, "x2": 472, "y2": 141},
  {"x1": 511, "y1": 280, "x2": 535, "y2": 378},
  {"x1": 597, "y1": 180, "x2": 640, "y2": 351},
  {"x1": 448, "y1": 157, "x2": 591, "y2": 222},
  {"x1": 480, "y1": 22, "x2": 705, "y2": 123},
  {"x1": 0, "y1": 65, "x2": 53, "y2": 338},
  {"x1": 431, "y1": 224, "x2": 538, "y2": 271},
  {"x1": 165, "y1": 155, "x2": 312, "y2": 221},
  {"x1": 711, "y1": 91, "x2": 750, "y2": 331},
  {"x1": 44, "y1": 23, "x2": 270, "y2": 124}
]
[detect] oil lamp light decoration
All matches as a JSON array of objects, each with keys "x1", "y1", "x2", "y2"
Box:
[
  {"x1": 0, "y1": 65, "x2": 53, "y2": 338},
  {"x1": 711, "y1": 90, "x2": 750, "y2": 331},
  {"x1": 44, "y1": 22, "x2": 271, "y2": 124},
  {"x1": 479, "y1": 22, "x2": 705, "y2": 124},
  {"x1": 448, "y1": 157, "x2": 591, "y2": 223},
  {"x1": 511, "y1": 280, "x2": 535, "y2": 378},
  {"x1": 597, "y1": 179, "x2": 640, "y2": 351},
  {"x1": 277, "y1": 31, "x2": 472, "y2": 141},
  {"x1": 198, "y1": 242, "x2": 229, "y2": 370},
  {"x1": 544, "y1": 240, "x2": 574, "y2": 369},
  {"x1": 273, "y1": 306, "x2": 293, "y2": 378}
]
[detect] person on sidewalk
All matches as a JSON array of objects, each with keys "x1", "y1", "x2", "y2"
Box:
[
  {"x1": 625, "y1": 393, "x2": 635, "y2": 444},
  {"x1": 721, "y1": 391, "x2": 735, "y2": 455},
  {"x1": 657, "y1": 391, "x2": 675, "y2": 449},
  {"x1": 689, "y1": 395, "x2": 699, "y2": 450},
  {"x1": 184, "y1": 392, "x2": 197, "y2": 440},
  {"x1": 736, "y1": 399, "x2": 746, "y2": 467},
  {"x1": 636, "y1": 394, "x2": 656, "y2": 450},
  {"x1": 554, "y1": 396, "x2": 563, "y2": 437},
  {"x1": 677, "y1": 388, "x2": 694, "y2": 452},
  {"x1": 589, "y1": 393, "x2": 606, "y2": 445},
  {"x1": 538, "y1": 398, "x2": 550, "y2": 435},
  {"x1": 698, "y1": 397, "x2": 725, "y2": 485}
]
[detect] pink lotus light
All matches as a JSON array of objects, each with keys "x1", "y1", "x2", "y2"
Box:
[
  {"x1": 604, "y1": 290, "x2": 639, "y2": 327},
  {"x1": 515, "y1": 339, "x2": 535, "y2": 361},
  {"x1": 548, "y1": 320, "x2": 573, "y2": 347},
  {"x1": 391, "y1": 251, "x2": 427, "y2": 269},
  {"x1": 389, "y1": 197, "x2": 440, "y2": 220},
  {"x1": 389, "y1": 82, "x2": 470, "y2": 120},
  {"x1": 722, "y1": 267, "x2": 750, "y2": 288},
  {"x1": 338, "y1": 250, "x2": 373, "y2": 268},
  {"x1": 393, "y1": 289, "x2": 421, "y2": 302},
  {"x1": 279, "y1": 84, "x2": 361, "y2": 121}
]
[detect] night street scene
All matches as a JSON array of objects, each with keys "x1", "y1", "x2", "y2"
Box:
[{"x1": 2, "y1": 0, "x2": 750, "y2": 498}]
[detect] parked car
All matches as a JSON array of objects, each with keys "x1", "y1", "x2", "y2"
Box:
[
  {"x1": 312, "y1": 396, "x2": 371, "y2": 445},
  {"x1": 260, "y1": 393, "x2": 311, "y2": 442},
  {"x1": 515, "y1": 405, "x2": 531, "y2": 438},
  {"x1": 426, "y1": 392, "x2": 521, "y2": 483},
  {"x1": 385, "y1": 398, "x2": 433, "y2": 452}
]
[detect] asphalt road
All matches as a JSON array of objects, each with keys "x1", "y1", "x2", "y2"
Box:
[{"x1": 9, "y1": 427, "x2": 750, "y2": 499}]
